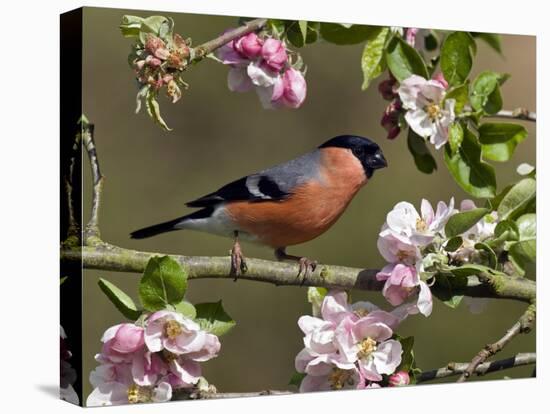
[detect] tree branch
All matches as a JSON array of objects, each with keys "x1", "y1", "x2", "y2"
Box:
[
  {"x1": 457, "y1": 303, "x2": 536, "y2": 382},
  {"x1": 192, "y1": 18, "x2": 267, "y2": 61},
  {"x1": 174, "y1": 352, "x2": 536, "y2": 398},
  {"x1": 418, "y1": 352, "x2": 535, "y2": 382},
  {"x1": 490, "y1": 108, "x2": 536, "y2": 122},
  {"x1": 62, "y1": 116, "x2": 535, "y2": 302},
  {"x1": 60, "y1": 242, "x2": 535, "y2": 302},
  {"x1": 62, "y1": 123, "x2": 82, "y2": 247},
  {"x1": 81, "y1": 122, "x2": 105, "y2": 245}
]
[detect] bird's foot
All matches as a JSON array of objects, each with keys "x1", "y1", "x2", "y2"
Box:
[
  {"x1": 275, "y1": 248, "x2": 317, "y2": 286},
  {"x1": 297, "y1": 257, "x2": 318, "y2": 286},
  {"x1": 230, "y1": 238, "x2": 247, "y2": 280}
]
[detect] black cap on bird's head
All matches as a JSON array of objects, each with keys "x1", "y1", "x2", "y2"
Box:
[{"x1": 319, "y1": 135, "x2": 388, "y2": 178}]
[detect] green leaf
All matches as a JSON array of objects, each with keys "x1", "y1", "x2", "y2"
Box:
[
  {"x1": 471, "y1": 32, "x2": 503, "y2": 55},
  {"x1": 424, "y1": 31, "x2": 439, "y2": 51},
  {"x1": 139, "y1": 256, "x2": 188, "y2": 311},
  {"x1": 440, "y1": 32, "x2": 476, "y2": 86},
  {"x1": 140, "y1": 16, "x2": 172, "y2": 40},
  {"x1": 508, "y1": 239, "x2": 536, "y2": 276},
  {"x1": 397, "y1": 336, "x2": 415, "y2": 372},
  {"x1": 60, "y1": 276, "x2": 68, "y2": 285},
  {"x1": 120, "y1": 15, "x2": 145, "y2": 38},
  {"x1": 445, "y1": 236, "x2": 463, "y2": 251},
  {"x1": 289, "y1": 372, "x2": 306, "y2": 387},
  {"x1": 479, "y1": 123, "x2": 528, "y2": 162},
  {"x1": 385, "y1": 36, "x2": 429, "y2": 82},
  {"x1": 285, "y1": 21, "x2": 305, "y2": 48},
  {"x1": 307, "y1": 287, "x2": 328, "y2": 317},
  {"x1": 267, "y1": 19, "x2": 286, "y2": 37},
  {"x1": 99, "y1": 278, "x2": 142, "y2": 320},
  {"x1": 448, "y1": 122, "x2": 464, "y2": 153},
  {"x1": 445, "y1": 208, "x2": 489, "y2": 237},
  {"x1": 516, "y1": 214, "x2": 536, "y2": 240},
  {"x1": 443, "y1": 127, "x2": 496, "y2": 198},
  {"x1": 194, "y1": 301, "x2": 236, "y2": 336},
  {"x1": 494, "y1": 219, "x2": 520, "y2": 241},
  {"x1": 445, "y1": 83, "x2": 469, "y2": 114},
  {"x1": 320, "y1": 23, "x2": 377, "y2": 45},
  {"x1": 497, "y1": 178, "x2": 536, "y2": 220},
  {"x1": 470, "y1": 71, "x2": 509, "y2": 114},
  {"x1": 475, "y1": 242, "x2": 497, "y2": 269},
  {"x1": 298, "y1": 21, "x2": 308, "y2": 42},
  {"x1": 145, "y1": 90, "x2": 172, "y2": 131},
  {"x1": 434, "y1": 273, "x2": 466, "y2": 308},
  {"x1": 449, "y1": 263, "x2": 497, "y2": 277},
  {"x1": 174, "y1": 300, "x2": 197, "y2": 319},
  {"x1": 361, "y1": 27, "x2": 390, "y2": 90},
  {"x1": 407, "y1": 130, "x2": 437, "y2": 174}
]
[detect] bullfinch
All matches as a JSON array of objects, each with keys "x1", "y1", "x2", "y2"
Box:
[{"x1": 131, "y1": 135, "x2": 387, "y2": 279}]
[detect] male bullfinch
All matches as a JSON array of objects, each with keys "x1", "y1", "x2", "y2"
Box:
[{"x1": 131, "y1": 135, "x2": 387, "y2": 279}]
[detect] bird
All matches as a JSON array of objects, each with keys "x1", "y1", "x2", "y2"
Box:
[{"x1": 130, "y1": 135, "x2": 387, "y2": 281}]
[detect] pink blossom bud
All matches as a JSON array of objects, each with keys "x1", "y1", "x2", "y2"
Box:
[
  {"x1": 381, "y1": 104, "x2": 401, "y2": 140},
  {"x1": 281, "y1": 68, "x2": 307, "y2": 108},
  {"x1": 163, "y1": 74, "x2": 174, "y2": 84},
  {"x1": 109, "y1": 324, "x2": 144, "y2": 354},
  {"x1": 432, "y1": 72, "x2": 448, "y2": 89},
  {"x1": 261, "y1": 38, "x2": 288, "y2": 72},
  {"x1": 378, "y1": 78, "x2": 397, "y2": 101},
  {"x1": 145, "y1": 35, "x2": 166, "y2": 55},
  {"x1": 135, "y1": 59, "x2": 146, "y2": 70},
  {"x1": 388, "y1": 371, "x2": 410, "y2": 386},
  {"x1": 386, "y1": 125, "x2": 401, "y2": 140},
  {"x1": 154, "y1": 47, "x2": 170, "y2": 60},
  {"x1": 235, "y1": 32, "x2": 263, "y2": 59},
  {"x1": 145, "y1": 54, "x2": 162, "y2": 68},
  {"x1": 405, "y1": 28, "x2": 419, "y2": 47}
]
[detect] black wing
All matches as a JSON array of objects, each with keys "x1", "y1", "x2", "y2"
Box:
[{"x1": 186, "y1": 174, "x2": 290, "y2": 208}]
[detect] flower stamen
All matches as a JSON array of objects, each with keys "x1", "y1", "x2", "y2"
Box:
[
  {"x1": 163, "y1": 319, "x2": 182, "y2": 339},
  {"x1": 425, "y1": 103, "x2": 442, "y2": 121},
  {"x1": 127, "y1": 384, "x2": 153, "y2": 404},
  {"x1": 329, "y1": 368, "x2": 355, "y2": 390},
  {"x1": 357, "y1": 337, "x2": 377, "y2": 359}
]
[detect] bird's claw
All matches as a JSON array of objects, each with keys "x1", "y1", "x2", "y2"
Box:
[
  {"x1": 297, "y1": 257, "x2": 317, "y2": 286},
  {"x1": 230, "y1": 242, "x2": 247, "y2": 281}
]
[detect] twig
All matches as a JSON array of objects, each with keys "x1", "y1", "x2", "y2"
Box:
[
  {"x1": 456, "y1": 303, "x2": 536, "y2": 382},
  {"x1": 192, "y1": 18, "x2": 267, "y2": 61},
  {"x1": 490, "y1": 108, "x2": 536, "y2": 122},
  {"x1": 418, "y1": 352, "x2": 536, "y2": 382},
  {"x1": 62, "y1": 125, "x2": 82, "y2": 247},
  {"x1": 60, "y1": 242, "x2": 536, "y2": 302},
  {"x1": 180, "y1": 389, "x2": 293, "y2": 400},
  {"x1": 176, "y1": 353, "x2": 536, "y2": 397},
  {"x1": 81, "y1": 122, "x2": 105, "y2": 245}
]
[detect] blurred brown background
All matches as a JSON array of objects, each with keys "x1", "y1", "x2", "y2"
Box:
[{"x1": 80, "y1": 7, "x2": 536, "y2": 400}]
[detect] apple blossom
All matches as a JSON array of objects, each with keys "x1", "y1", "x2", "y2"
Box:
[
  {"x1": 88, "y1": 311, "x2": 221, "y2": 406},
  {"x1": 397, "y1": 74, "x2": 456, "y2": 149},
  {"x1": 234, "y1": 32, "x2": 263, "y2": 59},
  {"x1": 261, "y1": 38, "x2": 288, "y2": 71},
  {"x1": 144, "y1": 310, "x2": 220, "y2": 358},
  {"x1": 280, "y1": 68, "x2": 307, "y2": 108},
  {"x1": 295, "y1": 290, "x2": 407, "y2": 392},
  {"x1": 216, "y1": 31, "x2": 307, "y2": 109}
]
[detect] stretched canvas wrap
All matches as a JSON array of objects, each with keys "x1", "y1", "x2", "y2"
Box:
[{"x1": 60, "y1": 6, "x2": 536, "y2": 407}]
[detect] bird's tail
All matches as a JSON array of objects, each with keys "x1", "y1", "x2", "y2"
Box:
[{"x1": 130, "y1": 207, "x2": 214, "y2": 239}]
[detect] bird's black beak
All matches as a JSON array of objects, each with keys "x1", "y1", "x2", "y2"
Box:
[{"x1": 369, "y1": 150, "x2": 388, "y2": 169}]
